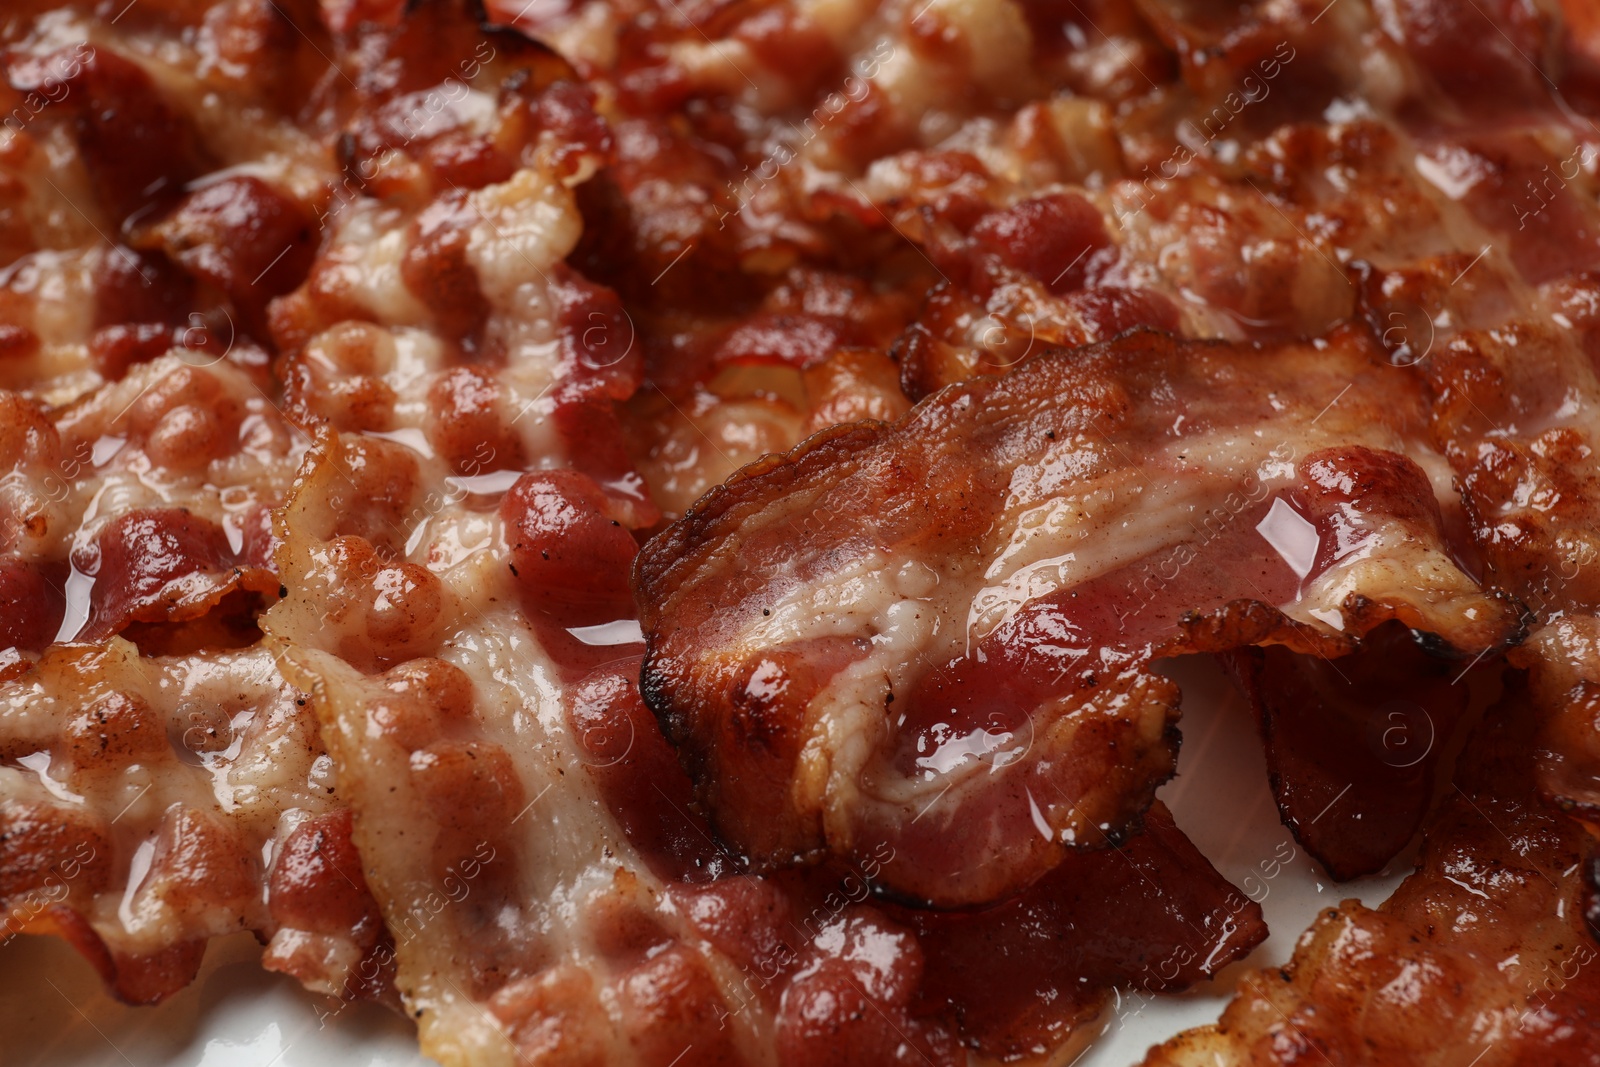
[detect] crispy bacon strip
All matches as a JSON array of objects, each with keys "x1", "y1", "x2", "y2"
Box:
[
  {"x1": 0, "y1": 353, "x2": 299, "y2": 656},
  {"x1": 637, "y1": 327, "x2": 1519, "y2": 906},
  {"x1": 0, "y1": 641, "x2": 389, "y2": 1005},
  {"x1": 266, "y1": 425, "x2": 1265, "y2": 1067},
  {"x1": 0, "y1": 5, "x2": 600, "y2": 1012},
  {"x1": 1420, "y1": 298, "x2": 1600, "y2": 815},
  {"x1": 0, "y1": 353, "x2": 301, "y2": 678},
  {"x1": 266, "y1": 424, "x2": 949, "y2": 1065},
  {"x1": 1144, "y1": 676, "x2": 1600, "y2": 1067}
]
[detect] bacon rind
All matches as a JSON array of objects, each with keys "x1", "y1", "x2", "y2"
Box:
[{"x1": 637, "y1": 327, "x2": 1520, "y2": 906}]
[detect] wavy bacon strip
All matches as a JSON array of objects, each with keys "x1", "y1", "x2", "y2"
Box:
[
  {"x1": 637, "y1": 327, "x2": 1519, "y2": 907},
  {"x1": 1420, "y1": 297, "x2": 1600, "y2": 813},
  {"x1": 0, "y1": 640, "x2": 390, "y2": 1005},
  {"x1": 266, "y1": 424, "x2": 1265, "y2": 1067},
  {"x1": 899, "y1": 801, "x2": 1264, "y2": 1062},
  {"x1": 0, "y1": 0, "x2": 610, "y2": 1009}
]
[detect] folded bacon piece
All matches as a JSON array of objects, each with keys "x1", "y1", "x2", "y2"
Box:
[
  {"x1": 1420, "y1": 296, "x2": 1600, "y2": 829},
  {"x1": 1222, "y1": 622, "x2": 1472, "y2": 880},
  {"x1": 1516, "y1": 618, "x2": 1600, "y2": 827},
  {"x1": 902, "y1": 801, "x2": 1265, "y2": 1063},
  {"x1": 270, "y1": 422, "x2": 974, "y2": 1066},
  {"x1": 0, "y1": 640, "x2": 389, "y2": 1005},
  {"x1": 1144, "y1": 675, "x2": 1600, "y2": 1067},
  {"x1": 271, "y1": 429, "x2": 939, "y2": 1066},
  {"x1": 637, "y1": 327, "x2": 1520, "y2": 907},
  {"x1": 267, "y1": 424, "x2": 1265, "y2": 1067}
]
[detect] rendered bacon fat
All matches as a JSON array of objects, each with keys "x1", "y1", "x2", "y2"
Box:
[{"x1": 638, "y1": 328, "x2": 1519, "y2": 906}]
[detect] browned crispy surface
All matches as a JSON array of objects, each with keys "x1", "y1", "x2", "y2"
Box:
[
  {"x1": 0, "y1": 641, "x2": 391, "y2": 1004},
  {"x1": 637, "y1": 327, "x2": 1517, "y2": 906},
  {"x1": 264, "y1": 423, "x2": 1265, "y2": 1067},
  {"x1": 4, "y1": 0, "x2": 1600, "y2": 1063},
  {"x1": 1145, "y1": 677, "x2": 1600, "y2": 1067}
]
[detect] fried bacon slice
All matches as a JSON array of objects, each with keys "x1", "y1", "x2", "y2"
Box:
[
  {"x1": 637, "y1": 326, "x2": 1518, "y2": 907},
  {"x1": 0, "y1": 40, "x2": 324, "y2": 405},
  {"x1": 7, "y1": 0, "x2": 1600, "y2": 1061},
  {"x1": 900, "y1": 801, "x2": 1265, "y2": 1063},
  {"x1": 251, "y1": 43, "x2": 1272, "y2": 1048},
  {"x1": 1156, "y1": 4, "x2": 1600, "y2": 923},
  {"x1": 1418, "y1": 295, "x2": 1600, "y2": 808},
  {"x1": 0, "y1": 0, "x2": 606, "y2": 1009},
  {"x1": 0, "y1": 640, "x2": 390, "y2": 1005},
  {"x1": 265, "y1": 425, "x2": 1265, "y2": 1066},
  {"x1": 1144, "y1": 674, "x2": 1600, "y2": 1067},
  {"x1": 0, "y1": 351, "x2": 302, "y2": 672},
  {"x1": 513, "y1": 0, "x2": 1600, "y2": 921},
  {"x1": 1307, "y1": 109, "x2": 1600, "y2": 898},
  {"x1": 513, "y1": 0, "x2": 1179, "y2": 516},
  {"x1": 1221, "y1": 622, "x2": 1472, "y2": 880}
]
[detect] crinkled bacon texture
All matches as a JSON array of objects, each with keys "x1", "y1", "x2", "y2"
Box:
[
  {"x1": 0, "y1": 640, "x2": 391, "y2": 1006},
  {"x1": 265, "y1": 425, "x2": 1267, "y2": 1067},
  {"x1": 0, "y1": 352, "x2": 302, "y2": 666},
  {"x1": 638, "y1": 327, "x2": 1520, "y2": 907},
  {"x1": 1145, "y1": 676, "x2": 1600, "y2": 1067}
]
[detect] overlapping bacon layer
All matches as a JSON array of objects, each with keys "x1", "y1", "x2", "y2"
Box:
[
  {"x1": 1419, "y1": 301, "x2": 1600, "y2": 826},
  {"x1": 266, "y1": 421, "x2": 1267, "y2": 1067},
  {"x1": 0, "y1": 639, "x2": 390, "y2": 1004},
  {"x1": 5, "y1": 0, "x2": 1600, "y2": 1063},
  {"x1": 250, "y1": 53, "x2": 1276, "y2": 1047},
  {"x1": 0, "y1": 0, "x2": 607, "y2": 1008},
  {"x1": 1144, "y1": 678, "x2": 1600, "y2": 1067},
  {"x1": 637, "y1": 327, "x2": 1518, "y2": 907}
]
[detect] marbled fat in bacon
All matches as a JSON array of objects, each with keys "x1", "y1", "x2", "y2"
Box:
[
  {"x1": 637, "y1": 327, "x2": 1519, "y2": 907},
  {"x1": 0, "y1": 353, "x2": 302, "y2": 661},
  {"x1": 266, "y1": 425, "x2": 1266, "y2": 1067},
  {"x1": 7, "y1": 0, "x2": 1600, "y2": 1061},
  {"x1": 0, "y1": 0, "x2": 594, "y2": 1009},
  {"x1": 0, "y1": 641, "x2": 388, "y2": 1005}
]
